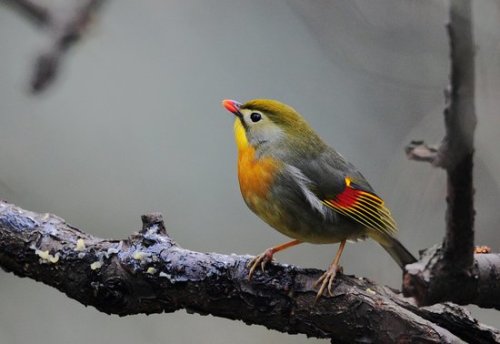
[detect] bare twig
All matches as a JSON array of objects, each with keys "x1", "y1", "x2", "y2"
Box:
[
  {"x1": 2, "y1": 0, "x2": 50, "y2": 25},
  {"x1": 405, "y1": 140, "x2": 439, "y2": 163},
  {"x1": 1, "y1": 200, "x2": 499, "y2": 343},
  {"x1": 2, "y1": 0, "x2": 107, "y2": 93},
  {"x1": 404, "y1": 0, "x2": 482, "y2": 307}
]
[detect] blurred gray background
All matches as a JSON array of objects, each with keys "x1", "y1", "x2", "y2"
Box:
[{"x1": 1, "y1": 0, "x2": 499, "y2": 343}]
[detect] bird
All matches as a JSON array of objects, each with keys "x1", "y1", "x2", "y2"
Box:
[{"x1": 221, "y1": 98, "x2": 416, "y2": 300}]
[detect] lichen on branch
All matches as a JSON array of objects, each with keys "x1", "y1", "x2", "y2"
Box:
[{"x1": 0, "y1": 200, "x2": 499, "y2": 343}]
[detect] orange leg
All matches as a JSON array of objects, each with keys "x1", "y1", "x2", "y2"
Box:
[
  {"x1": 247, "y1": 239, "x2": 302, "y2": 280},
  {"x1": 314, "y1": 239, "x2": 347, "y2": 301}
]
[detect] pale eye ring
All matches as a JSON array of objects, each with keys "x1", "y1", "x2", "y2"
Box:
[{"x1": 250, "y1": 112, "x2": 262, "y2": 122}]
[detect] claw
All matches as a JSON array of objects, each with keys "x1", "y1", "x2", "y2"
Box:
[
  {"x1": 314, "y1": 264, "x2": 341, "y2": 302},
  {"x1": 247, "y1": 248, "x2": 274, "y2": 280},
  {"x1": 314, "y1": 239, "x2": 346, "y2": 302},
  {"x1": 246, "y1": 240, "x2": 302, "y2": 281}
]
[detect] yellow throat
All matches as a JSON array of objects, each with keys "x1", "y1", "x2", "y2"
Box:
[{"x1": 234, "y1": 119, "x2": 248, "y2": 151}]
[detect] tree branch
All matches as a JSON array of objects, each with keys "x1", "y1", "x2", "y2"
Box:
[
  {"x1": 2, "y1": 0, "x2": 50, "y2": 25},
  {"x1": 2, "y1": 0, "x2": 107, "y2": 93},
  {"x1": 439, "y1": 0, "x2": 476, "y2": 271},
  {"x1": 403, "y1": 0, "x2": 486, "y2": 308},
  {"x1": 405, "y1": 141, "x2": 438, "y2": 163},
  {"x1": 404, "y1": 246, "x2": 500, "y2": 310},
  {"x1": 1, "y1": 200, "x2": 499, "y2": 343}
]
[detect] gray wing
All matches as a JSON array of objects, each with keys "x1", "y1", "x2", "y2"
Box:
[{"x1": 293, "y1": 147, "x2": 375, "y2": 199}]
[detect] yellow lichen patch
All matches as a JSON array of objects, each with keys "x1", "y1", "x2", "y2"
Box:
[
  {"x1": 35, "y1": 249, "x2": 50, "y2": 260},
  {"x1": 90, "y1": 261, "x2": 102, "y2": 270},
  {"x1": 146, "y1": 267, "x2": 157, "y2": 274},
  {"x1": 366, "y1": 288, "x2": 376, "y2": 295},
  {"x1": 133, "y1": 251, "x2": 148, "y2": 261},
  {"x1": 75, "y1": 239, "x2": 86, "y2": 252},
  {"x1": 40, "y1": 213, "x2": 51, "y2": 221},
  {"x1": 35, "y1": 249, "x2": 60, "y2": 264}
]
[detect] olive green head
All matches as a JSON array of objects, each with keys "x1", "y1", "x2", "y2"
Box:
[{"x1": 222, "y1": 99, "x2": 326, "y2": 155}]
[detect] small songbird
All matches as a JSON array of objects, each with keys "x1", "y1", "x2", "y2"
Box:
[{"x1": 222, "y1": 99, "x2": 416, "y2": 300}]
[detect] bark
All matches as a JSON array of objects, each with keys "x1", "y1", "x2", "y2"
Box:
[
  {"x1": 1, "y1": 200, "x2": 499, "y2": 343},
  {"x1": 403, "y1": 0, "x2": 489, "y2": 308},
  {"x1": 404, "y1": 246, "x2": 500, "y2": 310}
]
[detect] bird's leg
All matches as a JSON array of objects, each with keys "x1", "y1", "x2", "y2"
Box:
[
  {"x1": 247, "y1": 239, "x2": 302, "y2": 280},
  {"x1": 314, "y1": 239, "x2": 346, "y2": 300}
]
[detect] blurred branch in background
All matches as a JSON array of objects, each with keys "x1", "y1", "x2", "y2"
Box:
[
  {"x1": 1, "y1": 0, "x2": 107, "y2": 93},
  {"x1": 1, "y1": 200, "x2": 499, "y2": 343},
  {"x1": 403, "y1": 0, "x2": 500, "y2": 308},
  {"x1": 3, "y1": 0, "x2": 49, "y2": 24}
]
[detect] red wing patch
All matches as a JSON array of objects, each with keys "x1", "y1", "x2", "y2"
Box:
[{"x1": 323, "y1": 177, "x2": 397, "y2": 236}]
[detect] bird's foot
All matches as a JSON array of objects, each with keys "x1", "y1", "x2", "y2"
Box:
[
  {"x1": 314, "y1": 264, "x2": 342, "y2": 301},
  {"x1": 247, "y1": 248, "x2": 275, "y2": 280}
]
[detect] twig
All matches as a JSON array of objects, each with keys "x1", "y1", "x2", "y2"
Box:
[
  {"x1": 2, "y1": 0, "x2": 107, "y2": 93},
  {"x1": 1, "y1": 200, "x2": 499, "y2": 343},
  {"x1": 2, "y1": 0, "x2": 50, "y2": 25},
  {"x1": 405, "y1": 141, "x2": 439, "y2": 163}
]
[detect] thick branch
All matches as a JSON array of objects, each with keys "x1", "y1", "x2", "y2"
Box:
[
  {"x1": 1, "y1": 201, "x2": 499, "y2": 343},
  {"x1": 439, "y1": 0, "x2": 476, "y2": 271},
  {"x1": 404, "y1": 0, "x2": 480, "y2": 307},
  {"x1": 2, "y1": 0, "x2": 107, "y2": 93},
  {"x1": 404, "y1": 245, "x2": 500, "y2": 310}
]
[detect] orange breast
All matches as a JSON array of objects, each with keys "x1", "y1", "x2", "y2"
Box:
[{"x1": 237, "y1": 146, "x2": 281, "y2": 205}]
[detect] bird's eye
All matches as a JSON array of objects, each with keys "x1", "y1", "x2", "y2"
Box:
[{"x1": 250, "y1": 112, "x2": 262, "y2": 122}]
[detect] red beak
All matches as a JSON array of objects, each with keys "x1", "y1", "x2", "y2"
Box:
[{"x1": 222, "y1": 99, "x2": 242, "y2": 116}]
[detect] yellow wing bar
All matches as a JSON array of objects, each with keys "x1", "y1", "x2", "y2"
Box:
[{"x1": 323, "y1": 178, "x2": 397, "y2": 236}]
